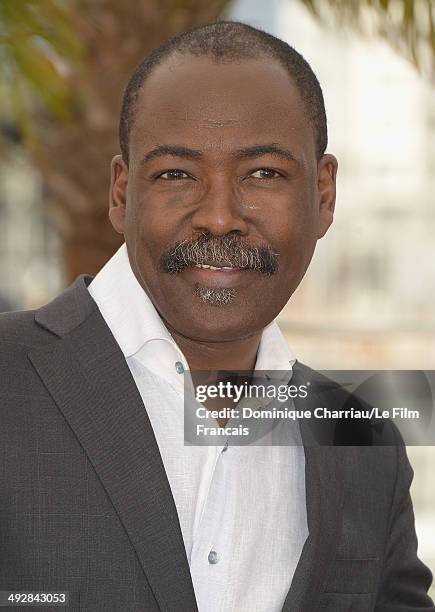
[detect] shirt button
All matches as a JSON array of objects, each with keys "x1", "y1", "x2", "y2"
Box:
[
  {"x1": 175, "y1": 361, "x2": 185, "y2": 374},
  {"x1": 208, "y1": 550, "x2": 219, "y2": 564}
]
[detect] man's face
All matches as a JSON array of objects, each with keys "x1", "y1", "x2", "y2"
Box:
[{"x1": 110, "y1": 54, "x2": 337, "y2": 342}]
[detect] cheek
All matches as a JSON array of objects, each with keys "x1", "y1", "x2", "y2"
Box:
[
  {"x1": 126, "y1": 189, "x2": 175, "y2": 260},
  {"x1": 269, "y1": 194, "x2": 319, "y2": 292},
  {"x1": 274, "y1": 193, "x2": 318, "y2": 257}
]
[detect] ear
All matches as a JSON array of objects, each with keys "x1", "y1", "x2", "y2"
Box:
[
  {"x1": 317, "y1": 153, "x2": 338, "y2": 239},
  {"x1": 109, "y1": 154, "x2": 128, "y2": 235}
]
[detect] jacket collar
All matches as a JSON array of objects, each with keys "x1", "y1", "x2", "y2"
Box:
[{"x1": 35, "y1": 274, "x2": 95, "y2": 338}]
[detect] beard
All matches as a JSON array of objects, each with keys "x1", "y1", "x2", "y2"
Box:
[{"x1": 193, "y1": 283, "x2": 236, "y2": 306}]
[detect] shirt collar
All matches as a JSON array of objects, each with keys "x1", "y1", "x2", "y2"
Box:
[
  {"x1": 88, "y1": 243, "x2": 296, "y2": 376},
  {"x1": 87, "y1": 243, "x2": 176, "y2": 358}
]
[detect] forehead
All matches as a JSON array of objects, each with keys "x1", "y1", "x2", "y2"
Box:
[{"x1": 129, "y1": 55, "x2": 315, "y2": 162}]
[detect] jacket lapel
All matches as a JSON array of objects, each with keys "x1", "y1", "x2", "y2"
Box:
[
  {"x1": 28, "y1": 276, "x2": 198, "y2": 612},
  {"x1": 281, "y1": 446, "x2": 345, "y2": 611},
  {"x1": 280, "y1": 363, "x2": 346, "y2": 612}
]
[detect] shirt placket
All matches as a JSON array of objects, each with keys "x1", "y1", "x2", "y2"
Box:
[{"x1": 189, "y1": 439, "x2": 231, "y2": 610}]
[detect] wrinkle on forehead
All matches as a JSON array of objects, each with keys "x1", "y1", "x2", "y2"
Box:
[
  {"x1": 172, "y1": 117, "x2": 243, "y2": 129},
  {"x1": 199, "y1": 118, "x2": 241, "y2": 129}
]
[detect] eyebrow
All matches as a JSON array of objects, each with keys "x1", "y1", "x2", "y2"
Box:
[
  {"x1": 142, "y1": 145, "x2": 203, "y2": 164},
  {"x1": 141, "y1": 143, "x2": 298, "y2": 165},
  {"x1": 232, "y1": 144, "x2": 298, "y2": 163}
]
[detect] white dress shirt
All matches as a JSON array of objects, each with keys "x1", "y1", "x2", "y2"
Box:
[{"x1": 88, "y1": 243, "x2": 308, "y2": 612}]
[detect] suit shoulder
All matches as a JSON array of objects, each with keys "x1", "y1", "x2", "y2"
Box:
[
  {"x1": 0, "y1": 308, "x2": 54, "y2": 349},
  {"x1": 293, "y1": 360, "x2": 347, "y2": 399}
]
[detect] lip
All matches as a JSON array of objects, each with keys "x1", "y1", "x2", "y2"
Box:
[{"x1": 181, "y1": 265, "x2": 253, "y2": 288}]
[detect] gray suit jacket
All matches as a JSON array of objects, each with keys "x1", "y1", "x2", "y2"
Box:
[{"x1": 0, "y1": 275, "x2": 434, "y2": 612}]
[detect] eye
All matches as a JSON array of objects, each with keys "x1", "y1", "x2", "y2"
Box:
[
  {"x1": 157, "y1": 169, "x2": 191, "y2": 180},
  {"x1": 250, "y1": 168, "x2": 283, "y2": 179}
]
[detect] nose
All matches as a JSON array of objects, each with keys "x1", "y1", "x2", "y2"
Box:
[{"x1": 190, "y1": 177, "x2": 249, "y2": 236}]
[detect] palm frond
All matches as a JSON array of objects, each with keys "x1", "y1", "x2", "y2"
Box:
[
  {"x1": 0, "y1": 0, "x2": 84, "y2": 126},
  {"x1": 299, "y1": 0, "x2": 435, "y2": 80}
]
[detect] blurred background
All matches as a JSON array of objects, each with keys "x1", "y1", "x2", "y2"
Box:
[{"x1": 1, "y1": 0, "x2": 434, "y2": 592}]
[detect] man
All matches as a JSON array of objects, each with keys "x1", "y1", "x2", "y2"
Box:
[{"x1": 0, "y1": 20, "x2": 433, "y2": 612}]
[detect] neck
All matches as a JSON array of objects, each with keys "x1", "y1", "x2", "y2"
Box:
[{"x1": 166, "y1": 326, "x2": 262, "y2": 373}]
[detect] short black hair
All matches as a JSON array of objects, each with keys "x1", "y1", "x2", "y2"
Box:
[{"x1": 119, "y1": 20, "x2": 327, "y2": 165}]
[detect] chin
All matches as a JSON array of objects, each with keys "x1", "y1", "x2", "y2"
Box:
[{"x1": 177, "y1": 302, "x2": 270, "y2": 343}]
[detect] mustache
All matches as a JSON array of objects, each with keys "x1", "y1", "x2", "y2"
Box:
[{"x1": 160, "y1": 233, "x2": 280, "y2": 275}]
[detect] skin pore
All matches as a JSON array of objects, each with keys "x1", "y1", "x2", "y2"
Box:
[{"x1": 109, "y1": 54, "x2": 337, "y2": 376}]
